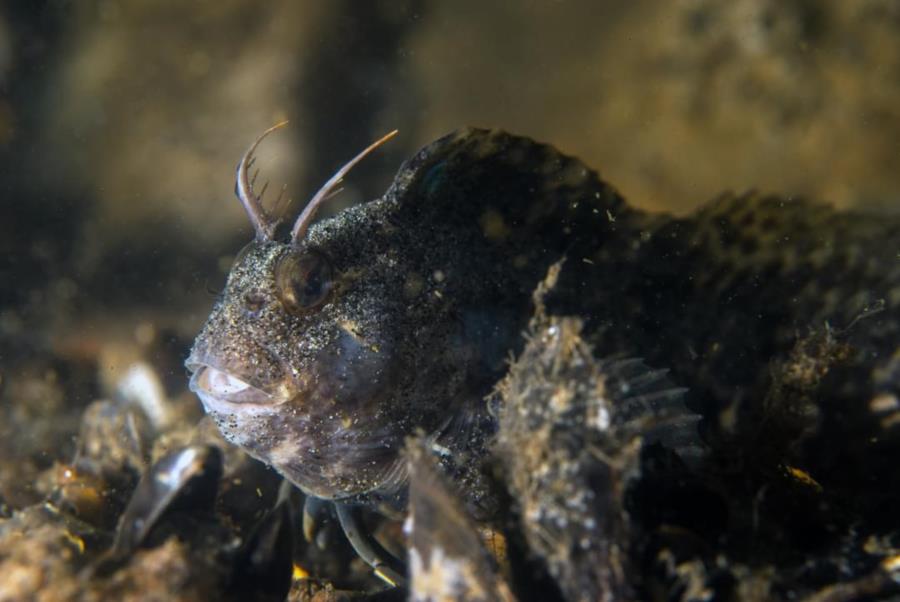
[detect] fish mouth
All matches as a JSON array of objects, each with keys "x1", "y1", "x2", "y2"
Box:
[{"x1": 188, "y1": 364, "x2": 293, "y2": 410}]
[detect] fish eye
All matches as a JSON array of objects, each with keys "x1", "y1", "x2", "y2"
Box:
[{"x1": 274, "y1": 250, "x2": 333, "y2": 314}]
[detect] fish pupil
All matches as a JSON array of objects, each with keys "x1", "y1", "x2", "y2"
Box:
[{"x1": 298, "y1": 266, "x2": 325, "y2": 304}]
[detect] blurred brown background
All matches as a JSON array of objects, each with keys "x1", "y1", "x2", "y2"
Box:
[{"x1": 1, "y1": 0, "x2": 899, "y2": 355}]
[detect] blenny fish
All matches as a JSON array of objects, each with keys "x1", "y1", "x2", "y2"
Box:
[{"x1": 186, "y1": 124, "x2": 900, "y2": 584}]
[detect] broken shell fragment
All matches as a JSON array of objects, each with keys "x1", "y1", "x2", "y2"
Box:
[{"x1": 407, "y1": 439, "x2": 516, "y2": 602}]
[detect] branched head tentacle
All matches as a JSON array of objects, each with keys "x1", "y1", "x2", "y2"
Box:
[
  {"x1": 273, "y1": 183, "x2": 290, "y2": 217},
  {"x1": 235, "y1": 121, "x2": 289, "y2": 241},
  {"x1": 291, "y1": 129, "x2": 398, "y2": 244}
]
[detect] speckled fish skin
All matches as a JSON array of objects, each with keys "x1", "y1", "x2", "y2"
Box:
[{"x1": 187, "y1": 127, "x2": 900, "y2": 505}]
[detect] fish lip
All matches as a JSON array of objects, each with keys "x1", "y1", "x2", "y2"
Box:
[{"x1": 187, "y1": 363, "x2": 294, "y2": 409}]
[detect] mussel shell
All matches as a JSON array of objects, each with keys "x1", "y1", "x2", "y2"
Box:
[
  {"x1": 111, "y1": 444, "x2": 223, "y2": 556},
  {"x1": 229, "y1": 499, "x2": 294, "y2": 602}
]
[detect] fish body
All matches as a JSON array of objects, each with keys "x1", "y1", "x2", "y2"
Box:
[{"x1": 187, "y1": 128, "x2": 900, "y2": 506}]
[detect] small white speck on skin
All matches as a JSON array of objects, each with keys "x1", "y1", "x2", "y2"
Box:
[
  {"x1": 430, "y1": 442, "x2": 452, "y2": 457},
  {"x1": 588, "y1": 405, "x2": 611, "y2": 431}
]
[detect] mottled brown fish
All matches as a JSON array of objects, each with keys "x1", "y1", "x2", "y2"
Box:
[{"x1": 186, "y1": 125, "x2": 900, "y2": 522}]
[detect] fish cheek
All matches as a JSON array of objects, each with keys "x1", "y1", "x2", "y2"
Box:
[{"x1": 312, "y1": 326, "x2": 396, "y2": 414}]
